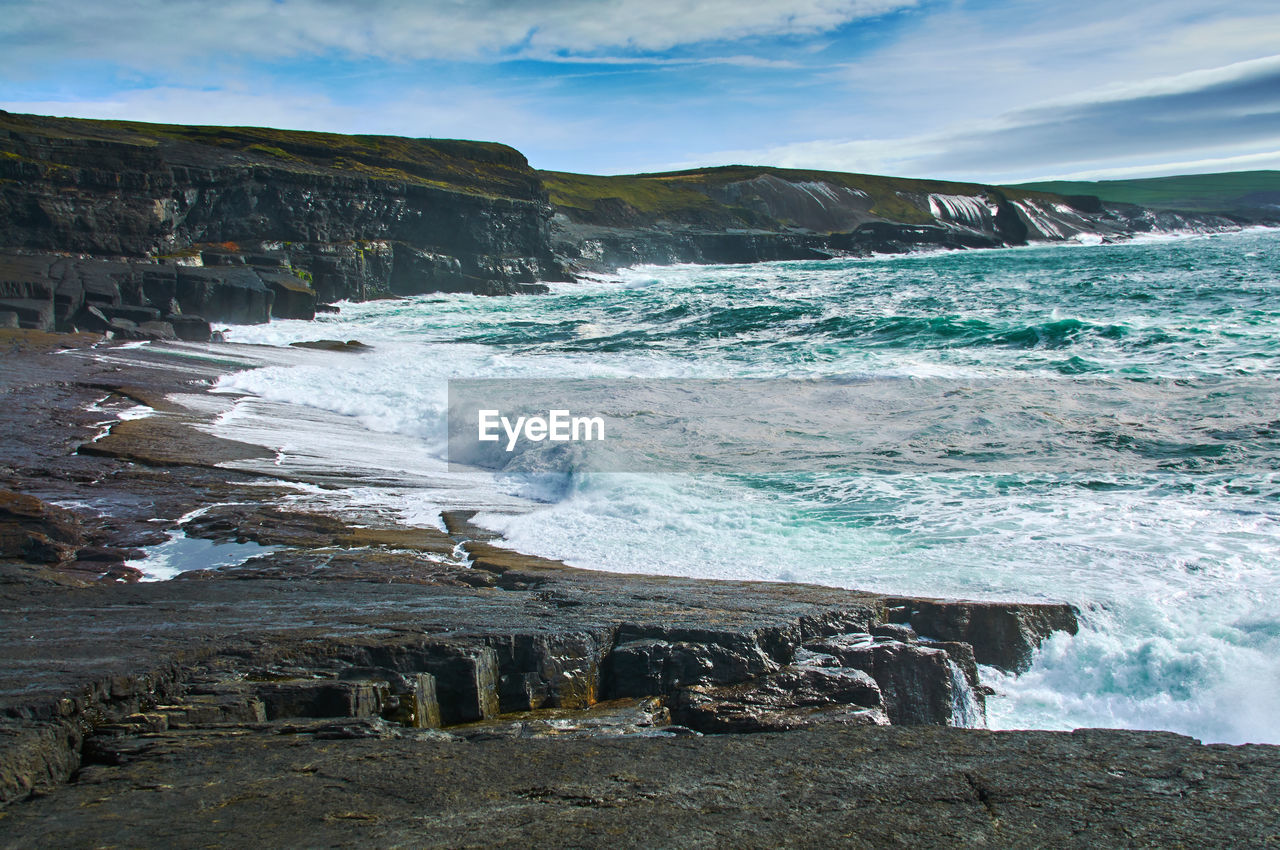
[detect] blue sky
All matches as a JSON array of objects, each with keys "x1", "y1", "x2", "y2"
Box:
[{"x1": 2, "y1": 0, "x2": 1278, "y2": 182}]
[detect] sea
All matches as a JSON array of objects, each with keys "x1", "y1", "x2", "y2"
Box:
[{"x1": 203, "y1": 227, "x2": 1279, "y2": 745}]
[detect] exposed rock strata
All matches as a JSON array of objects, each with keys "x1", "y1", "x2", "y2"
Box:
[
  {"x1": 1, "y1": 331, "x2": 1270, "y2": 845},
  {"x1": 3, "y1": 112, "x2": 1271, "y2": 334},
  {"x1": 6, "y1": 724, "x2": 1280, "y2": 848},
  {"x1": 0, "y1": 110, "x2": 566, "y2": 325}
]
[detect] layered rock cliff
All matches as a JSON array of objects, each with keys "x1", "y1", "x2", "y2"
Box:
[
  {"x1": 541, "y1": 166, "x2": 1259, "y2": 275},
  {"x1": 0, "y1": 111, "x2": 1269, "y2": 336},
  {"x1": 0, "y1": 111, "x2": 565, "y2": 333}
]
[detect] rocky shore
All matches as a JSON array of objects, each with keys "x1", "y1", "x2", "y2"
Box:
[{"x1": 2, "y1": 329, "x2": 1279, "y2": 845}]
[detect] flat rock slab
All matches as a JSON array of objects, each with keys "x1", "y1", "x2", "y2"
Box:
[
  {"x1": 0, "y1": 576, "x2": 881, "y2": 716},
  {"x1": 3, "y1": 725, "x2": 1277, "y2": 848}
]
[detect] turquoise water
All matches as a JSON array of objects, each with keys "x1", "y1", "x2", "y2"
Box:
[{"x1": 222, "y1": 229, "x2": 1280, "y2": 743}]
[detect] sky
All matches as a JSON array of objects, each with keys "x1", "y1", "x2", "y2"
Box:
[{"x1": 2, "y1": 0, "x2": 1279, "y2": 183}]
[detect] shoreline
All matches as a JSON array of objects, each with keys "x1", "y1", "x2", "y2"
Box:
[{"x1": 3, "y1": 327, "x2": 1280, "y2": 843}]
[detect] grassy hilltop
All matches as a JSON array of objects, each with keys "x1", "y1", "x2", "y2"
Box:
[
  {"x1": 0, "y1": 111, "x2": 540, "y2": 200},
  {"x1": 1016, "y1": 171, "x2": 1280, "y2": 213}
]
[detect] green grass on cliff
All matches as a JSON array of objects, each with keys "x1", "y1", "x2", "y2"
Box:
[
  {"x1": 541, "y1": 171, "x2": 723, "y2": 218},
  {"x1": 0, "y1": 111, "x2": 540, "y2": 200},
  {"x1": 1014, "y1": 171, "x2": 1280, "y2": 212},
  {"x1": 541, "y1": 164, "x2": 1066, "y2": 228}
]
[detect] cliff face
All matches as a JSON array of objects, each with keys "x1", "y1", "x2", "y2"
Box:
[
  {"x1": 542, "y1": 166, "x2": 1253, "y2": 274},
  {"x1": 0, "y1": 112, "x2": 565, "y2": 331},
  {"x1": 0, "y1": 112, "x2": 1268, "y2": 335}
]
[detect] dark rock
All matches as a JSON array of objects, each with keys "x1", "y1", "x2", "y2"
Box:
[
  {"x1": 674, "y1": 665, "x2": 886, "y2": 733},
  {"x1": 0, "y1": 720, "x2": 82, "y2": 803},
  {"x1": 805, "y1": 635, "x2": 963, "y2": 726},
  {"x1": 260, "y1": 271, "x2": 317, "y2": 320},
  {"x1": 0, "y1": 489, "x2": 82, "y2": 564},
  {"x1": 8, "y1": 724, "x2": 1280, "y2": 847},
  {"x1": 871, "y1": 622, "x2": 917, "y2": 642},
  {"x1": 314, "y1": 303, "x2": 340, "y2": 314},
  {"x1": 137, "y1": 320, "x2": 176, "y2": 341},
  {"x1": 484, "y1": 631, "x2": 612, "y2": 712},
  {"x1": 73, "y1": 545, "x2": 144, "y2": 563},
  {"x1": 606, "y1": 634, "x2": 778, "y2": 697},
  {"x1": 0, "y1": 113, "x2": 568, "y2": 302},
  {"x1": 884, "y1": 597, "x2": 1080, "y2": 673},
  {"x1": 0, "y1": 311, "x2": 18, "y2": 329},
  {"x1": 174, "y1": 266, "x2": 274, "y2": 325},
  {"x1": 101, "y1": 304, "x2": 161, "y2": 324},
  {"x1": 251, "y1": 679, "x2": 387, "y2": 722},
  {"x1": 0, "y1": 298, "x2": 54, "y2": 331},
  {"x1": 289, "y1": 339, "x2": 370, "y2": 352},
  {"x1": 166, "y1": 314, "x2": 212, "y2": 342}
]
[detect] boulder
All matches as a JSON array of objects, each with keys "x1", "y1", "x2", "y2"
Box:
[
  {"x1": 0, "y1": 490, "x2": 83, "y2": 565},
  {"x1": 805, "y1": 635, "x2": 963, "y2": 726},
  {"x1": 289, "y1": 339, "x2": 369, "y2": 353},
  {"x1": 260, "y1": 271, "x2": 317, "y2": 320},
  {"x1": 166, "y1": 314, "x2": 212, "y2": 342},
  {"x1": 137, "y1": 321, "x2": 176, "y2": 341},
  {"x1": 673, "y1": 665, "x2": 887, "y2": 733},
  {"x1": 101, "y1": 305, "x2": 161, "y2": 324},
  {"x1": 883, "y1": 598, "x2": 1080, "y2": 673},
  {"x1": 251, "y1": 679, "x2": 388, "y2": 721},
  {"x1": 606, "y1": 633, "x2": 778, "y2": 697},
  {"x1": 174, "y1": 266, "x2": 274, "y2": 325}
]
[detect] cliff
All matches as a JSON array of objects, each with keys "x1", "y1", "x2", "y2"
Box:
[
  {"x1": 0, "y1": 111, "x2": 1271, "y2": 337},
  {"x1": 1018, "y1": 170, "x2": 1280, "y2": 215},
  {"x1": 541, "y1": 165, "x2": 1260, "y2": 274},
  {"x1": 0, "y1": 111, "x2": 565, "y2": 334}
]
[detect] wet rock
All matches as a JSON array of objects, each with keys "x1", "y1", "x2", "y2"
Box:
[
  {"x1": 181, "y1": 506, "x2": 455, "y2": 554},
  {"x1": 251, "y1": 679, "x2": 387, "y2": 722},
  {"x1": 871, "y1": 622, "x2": 917, "y2": 641},
  {"x1": 456, "y1": 697, "x2": 674, "y2": 740},
  {"x1": 137, "y1": 320, "x2": 176, "y2": 341},
  {"x1": 166, "y1": 314, "x2": 212, "y2": 342},
  {"x1": 884, "y1": 597, "x2": 1080, "y2": 672},
  {"x1": 805, "y1": 635, "x2": 963, "y2": 726},
  {"x1": 0, "y1": 489, "x2": 82, "y2": 564},
  {"x1": 261, "y1": 271, "x2": 317, "y2": 320},
  {"x1": 674, "y1": 665, "x2": 887, "y2": 733},
  {"x1": 289, "y1": 339, "x2": 370, "y2": 352},
  {"x1": 484, "y1": 631, "x2": 612, "y2": 712},
  {"x1": 606, "y1": 632, "x2": 779, "y2": 698}
]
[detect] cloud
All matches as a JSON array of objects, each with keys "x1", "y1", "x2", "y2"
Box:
[
  {"x1": 0, "y1": 0, "x2": 917, "y2": 70},
  {"x1": 0, "y1": 83, "x2": 594, "y2": 151},
  {"x1": 678, "y1": 55, "x2": 1280, "y2": 182}
]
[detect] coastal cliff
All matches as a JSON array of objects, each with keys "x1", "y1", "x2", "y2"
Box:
[
  {"x1": 2, "y1": 111, "x2": 1270, "y2": 339},
  {"x1": 0, "y1": 111, "x2": 564, "y2": 334},
  {"x1": 542, "y1": 166, "x2": 1259, "y2": 274}
]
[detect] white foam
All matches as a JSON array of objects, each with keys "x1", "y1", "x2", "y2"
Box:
[
  {"x1": 127, "y1": 533, "x2": 278, "y2": 581},
  {"x1": 198, "y1": 229, "x2": 1280, "y2": 743}
]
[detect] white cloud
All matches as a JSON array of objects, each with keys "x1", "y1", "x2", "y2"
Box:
[
  {"x1": 673, "y1": 56, "x2": 1280, "y2": 182},
  {"x1": 0, "y1": 83, "x2": 593, "y2": 151},
  {"x1": 0, "y1": 0, "x2": 918, "y2": 69}
]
